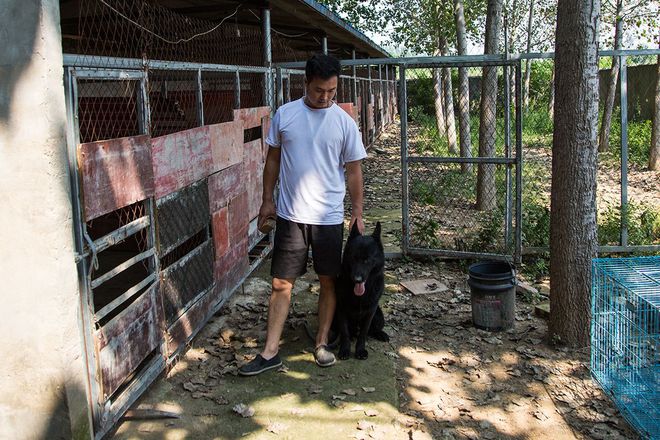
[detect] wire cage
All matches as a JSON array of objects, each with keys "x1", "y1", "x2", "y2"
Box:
[{"x1": 591, "y1": 257, "x2": 660, "y2": 440}]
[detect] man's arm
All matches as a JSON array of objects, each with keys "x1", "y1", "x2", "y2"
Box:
[
  {"x1": 259, "y1": 146, "x2": 281, "y2": 228},
  {"x1": 345, "y1": 160, "x2": 365, "y2": 234}
]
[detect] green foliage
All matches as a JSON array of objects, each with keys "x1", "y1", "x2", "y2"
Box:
[
  {"x1": 602, "y1": 118, "x2": 653, "y2": 168},
  {"x1": 412, "y1": 218, "x2": 440, "y2": 248},
  {"x1": 526, "y1": 60, "x2": 554, "y2": 109},
  {"x1": 598, "y1": 201, "x2": 660, "y2": 246}
]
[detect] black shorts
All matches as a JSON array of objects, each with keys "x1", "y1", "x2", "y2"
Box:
[{"x1": 271, "y1": 216, "x2": 343, "y2": 279}]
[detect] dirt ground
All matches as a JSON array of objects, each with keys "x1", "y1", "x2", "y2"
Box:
[{"x1": 114, "y1": 122, "x2": 639, "y2": 439}]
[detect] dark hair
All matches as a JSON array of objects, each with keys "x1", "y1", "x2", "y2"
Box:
[{"x1": 305, "y1": 54, "x2": 341, "y2": 82}]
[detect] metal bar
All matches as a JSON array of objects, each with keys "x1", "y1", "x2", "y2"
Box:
[
  {"x1": 518, "y1": 48, "x2": 660, "y2": 60},
  {"x1": 196, "y1": 68, "x2": 204, "y2": 126},
  {"x1": 399, "y1": 66, "x2": 409, "y2": 256},
  {"x1": 504, "y1": 63, "x2": 512, "y2": 251},
  {"x1": 262, "y1": 7, "x2": 273, "y2": 110},
  {"x1": 93, "y1": 273, "x2": 158, "y2": 322},
  {"x1": 63, "y1": 54, "x2": 271, "y2": 73},
  {"x1": 64, "y1": 67, "x2": 101, "y2": 433},
  {"x1": 620, "y1": 55, "x2": 629, "y2": 247},
  {"x1": 234, "y1": 70, "x2": 241, "y2": 109},
  {"x1": 322, "y1": 35, "x2": 328, "y2": 54},
  {"x1": 408, "y1": 156, "x2": 516, "y2": 164},
  {"x1": 85, "y1": 216, "x2": 150, "y2": 258},
  {"x1": 523, "y1": 245, "x2": 660, "y2": 255},
  {"x1": 91, "y1": 249, "x2": 155, "y2": 290},
  {"x1": 407, "y1": 247, "x2": 513, "y2": 261},
  {"x1": 276, "y1": 67, "x2": 284, "y2": 108},
  {"x1": 71, "y1": 69, "x2": 144, "y2": 80},
  {"x1": 140, "y1": 73, "x2": 151, "y2": 138},
  {"x1": 276, "y1": 54, "x2": 510, "y2": 68},
  {"x1": 514, "y1": 62, "x2": 524, "y2": 265}
]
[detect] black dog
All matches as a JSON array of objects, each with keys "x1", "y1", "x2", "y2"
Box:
[{"x1": 334, "y1": 221, "x2": 389, "y2": 360}]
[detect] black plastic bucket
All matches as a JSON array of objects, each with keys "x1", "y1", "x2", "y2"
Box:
[{"x1": 468, "y1": 261, "x2": 516, "y2": 331}]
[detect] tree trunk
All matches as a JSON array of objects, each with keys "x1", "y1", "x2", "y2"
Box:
[
  {"x1": 441, "y1": 36, "x2": 459, "y2": 155},
  {"x1": 650, "y1": 39, "x2": 660, "y2": 170},
  {"x1": 549, "y1": 0, "x2": 600, "y2": 347},
  {"x1": 477, "y1": 0, "x2": 503, "y2": 211},
  {"x1": 548, "y1": 64, "x2": 555, "y2": 119},
  {"x1": 433, "y1": 47, "x2": 447, "y2": 140},
  {"x1": 454, "y1": 0, "x2": 472, "y2": 172},
  {"x1": 523, "y1": 0, "x2": 536, "y2": 110},
  {"x1": 598, "y1": 0, "x2": 623, "y2": 152}
]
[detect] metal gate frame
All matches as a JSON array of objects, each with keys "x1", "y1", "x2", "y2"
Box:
[{"x1": 398, "y1": 57, "x2": 523, "y2": 264}]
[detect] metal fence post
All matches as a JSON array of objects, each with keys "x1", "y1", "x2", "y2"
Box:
[
  {"x1": 262, "y1": 7, "x2": 273, "y2": 110},
  {"x1": 515, "y1": 62, "x2": 523, "y2": 264},
  {"x1": 619, "y1": 55, "x2": 628, "y2": 247},
  {"x1": 234, "y1": 70, "x2": 241, "y2": 110},
  {"x1": 352, "y1": 49, "x2": 358, "y2": 105},
  {"x1": 196, "y1": 68, "x2": 204, "y2": 126},
  {"x1": 399, "y1": 65, "x2": 409, "y2": 256},
  {"x1": 276, "y1": 67, "x2": 284, "y2": 109},
  {"x1": 504, "y1": 63, "x2": 512, "y2": 251},
  {"x1": 322, "y1": 35, "x2": 328, "y2": 55}
]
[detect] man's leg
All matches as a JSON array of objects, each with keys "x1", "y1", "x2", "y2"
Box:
[
  {"x1": 316, "y1": 275, "x2": 336, "y2": 347},
  {"x1": 262, "y1": 277, "x2": 295, "y2": 359}
]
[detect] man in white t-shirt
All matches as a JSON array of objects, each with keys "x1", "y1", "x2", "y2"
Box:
[{"x1": 239, "y1": 54, "x2": 367, "y2": 375}]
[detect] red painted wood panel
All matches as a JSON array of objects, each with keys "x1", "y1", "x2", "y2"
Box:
[
  {"x1": 211, "y1": 207, "x2": 229, "y2": 259},
  {"x1": 338, "y1": 102, "x2": 358, "y2": 122},
  {"x1": 261, "y1": 115, "x2": 272, "y2": 156},
  {"x1": 209, "y1": 120, "x2": 243, "y2": 173},
  {"x1": 151, "y1": 126, "x2": 212, "y2": 199},
  {"x1": 208, "y1": 163, "x2": 244, "y2": 213},
  {"x1": 78, "y1": 135, "x2": 154, "y2": 221},
  {"x1": 213, "y1": 237, "x2": 248, "y2": 285},
  {"x1": 228, "y1": 191, "x2": 249, "y2": 245},
  {"x1": 233, "y1": 106, "x2": 271, "y2": 130},
  {"x1": 96, "y1": 284, "x2": 160, "y2": 397},
  {"x1": 243, "y1": 139, "x2": 263, "y2": 220}
]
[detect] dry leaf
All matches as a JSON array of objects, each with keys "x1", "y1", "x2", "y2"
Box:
[
  {"x1": 332, "y1": 395, "x2": 347, "y2": 400},
  {"x1": 365, "y1": 409, "x2": 379, "y2": 417},
  {"x1": 266, "y1": 422, "x2": 286, "y2": 434},
  {"x1": 309, "y1": 385, "x2": 323, "y2": 395},
  {"x1": 342, "y1": 388, "x2": 357, "y2": 396},
  {"x1": 357, "y1": 420, "x2": 374, "y2": 431},
  {"x1": 362, "y1": 387, "x2": 376, "y2": 393},
  {"x1": 232, "y1": 403, "x2": 255, "y2": 418}
]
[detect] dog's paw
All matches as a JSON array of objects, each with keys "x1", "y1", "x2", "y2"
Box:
[
  {"x1": 355, "y1": 348, "x2": 369, "y2": 360},
  {"x1": 338, "y1": 347, "x2": 351, "y2": 360},
  {"x1": 373, "y1": 330, "x2": 390, "y2": 342}
]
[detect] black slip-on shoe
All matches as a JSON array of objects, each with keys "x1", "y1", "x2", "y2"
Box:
[
  {"x1": 314, "y1": 345, "x2": 336, "y2": 367},
  {"x1": 238, "y1": 354, "x2": 282, "y2": 376}
]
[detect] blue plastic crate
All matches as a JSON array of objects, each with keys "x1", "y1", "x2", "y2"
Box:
[{"x1": 591, "y1": 257, "x2": 660, "y2": 440}]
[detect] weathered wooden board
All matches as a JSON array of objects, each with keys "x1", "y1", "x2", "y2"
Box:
[
  {"x1": 367, "y1": 103, "x2": 375, "y2": 131},
  {"x1": 209, "y1": 120, "x2": 243, "y2": 173},
  {"x1": 96, "y1": 283, "x2": 160, "y2": 398},
  {"x1": 166, "y1": 284, "x2": 218, "y2": 357},
  {"x1": 78, "y1": 135, "x2": 154, "y2": 221},
  {"x1": 160, "y1": 240, "x2": 214, "y2": 325},
  {"x1": 151, "y1": 126, "x2": 212, "y2": 199},
  {"x1": 243, "y1": 139, "x2": 264, "y2": 220},
  {"x1": 213, "y1": 237, "x2": 248, "y2": 287},
  {"x1": 261, "y1": 115, "x2": 272, "y2": 156},
  {"x1": 338, "y1": 102, "x2": 358, "y2": 123},
  {"x1": 208, "y1": 163, "x2": 244, "y2": 213},
  {"x1": 155, "y1": 180, "x2": 210, "y2": 256},
  {"x1": 233, "y1": 106, "x2": 271, "y2": 130},
  {"x1": 211, "y1": 207, "x2": 229, "y2": 259},
  {"x1": 228, "y1": 191, "x2": 249, "y2": 245}
]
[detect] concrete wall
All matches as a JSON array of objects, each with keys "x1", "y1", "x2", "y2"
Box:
[{"x1": 0, "y1": 1, "x2": 92, "y2": 439}]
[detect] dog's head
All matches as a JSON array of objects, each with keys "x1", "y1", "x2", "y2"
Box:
[{"x1": 342, "y1": 221, "x2": 384, "y2": 297}]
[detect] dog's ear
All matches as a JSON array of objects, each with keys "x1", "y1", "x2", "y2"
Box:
[
  {"x1": 349, "y1": 221, "x2": 361, "y2": 239},
  {"x1": 372, "y1": 221, "x2": 382, "y2": 240}
]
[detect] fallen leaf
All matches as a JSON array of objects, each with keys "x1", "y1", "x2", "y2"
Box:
[
  {"x1": 385, "y1": 351, "x2": 400, "y2": 359},
  {"x1": 309, "y1": 385, "x2": 323, "y2": 395},
  {"x1": 362, "y1": 387, "x2": 376, "y2": 393},
  {"x1": 365, "y1": 409, "x2": 379, "y2": 417},
  {"x1": 232, "y1": 403, "x2": 255, "y2": 418},
  {"x1": 342, "y1": 388, "x2": 357, "y2": 396},
  {"x1": 332, "y1": 394, "x2": 347, "y2": 400},
  {"x1": 357, "y1": 420, "x2": 374, "y2": 431}
]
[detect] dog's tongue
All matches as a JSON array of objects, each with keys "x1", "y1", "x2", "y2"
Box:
[{"x1": 354, "y1": 282, "x2": 366, "y2": 296}]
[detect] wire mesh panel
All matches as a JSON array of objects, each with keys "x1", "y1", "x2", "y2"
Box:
[
  {"x1": 402, "y1": 61, "x2": 521, "y2": 261},
  {"x1": 202, "y1": 71, "x2": 237, "y2": 125},
  {"x1": 148, "y1": 70, "x2": 200, "y2": 138},
  {"x1": 591, "y1": 257, "x2": 660, "y2": 440}
]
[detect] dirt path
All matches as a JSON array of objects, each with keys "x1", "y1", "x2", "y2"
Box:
[{"x1": 114, "y1": 122, "x2": 637, "y2": 440}]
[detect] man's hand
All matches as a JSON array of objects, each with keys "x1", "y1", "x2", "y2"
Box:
[
  {"x1": 258, "y1": 199, "x2": 276, "y2": 233},
  {"x1": 349, "y1": 215, "x2": 365, "y2": 234}
]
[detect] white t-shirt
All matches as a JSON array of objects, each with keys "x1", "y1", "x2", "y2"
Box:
[{"x1": 266, "y1": 98, "x2": 366, "y2": 225}]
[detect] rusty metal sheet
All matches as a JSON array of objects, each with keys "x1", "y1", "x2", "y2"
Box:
[
  {"x1": 208, "y1": 163, "x2": 244, "y2": 213},
  {"x1": 155, "y1": 180, "x2": 210, "y2": 256},
  {"x1": 228, "y1": 191, "x2": 249, "y2": 245},
  {"x1": 78, "y1": 135, "x2": 155, "y2": 221},
  {"x1": 209, "y1": 120, "x2": 243, "y2": 173},
  {"x1": 211, "y1": 207, "x2": 229, "y2": 259},
  {"x1": 96, "y1": 283, "x2": 160, "y2": 398},
  {"x1": 233, "y1": 106, "x2": 271, "y2": 130},
  {"x1": 214, "y1": 236, "x2": 248, "y2": 287},
  {"x1": 261, "y1": 115, "x2": 272, "y2": 156},
  {"x1": 243, "y1": 139, "x2": 263, "y2": 221},
  {"x1": 151, "y1": 126, "x2": 212, "y2": 199},
  {"x1": 160, "y1": 240, "x2": 214, "y2": 325},
  {"x1": 338, "y1": 102, "x2": 358, "y2": 123},
  {"x1": 166, "y1": 284, "x2": 218, "y2": 357}
]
